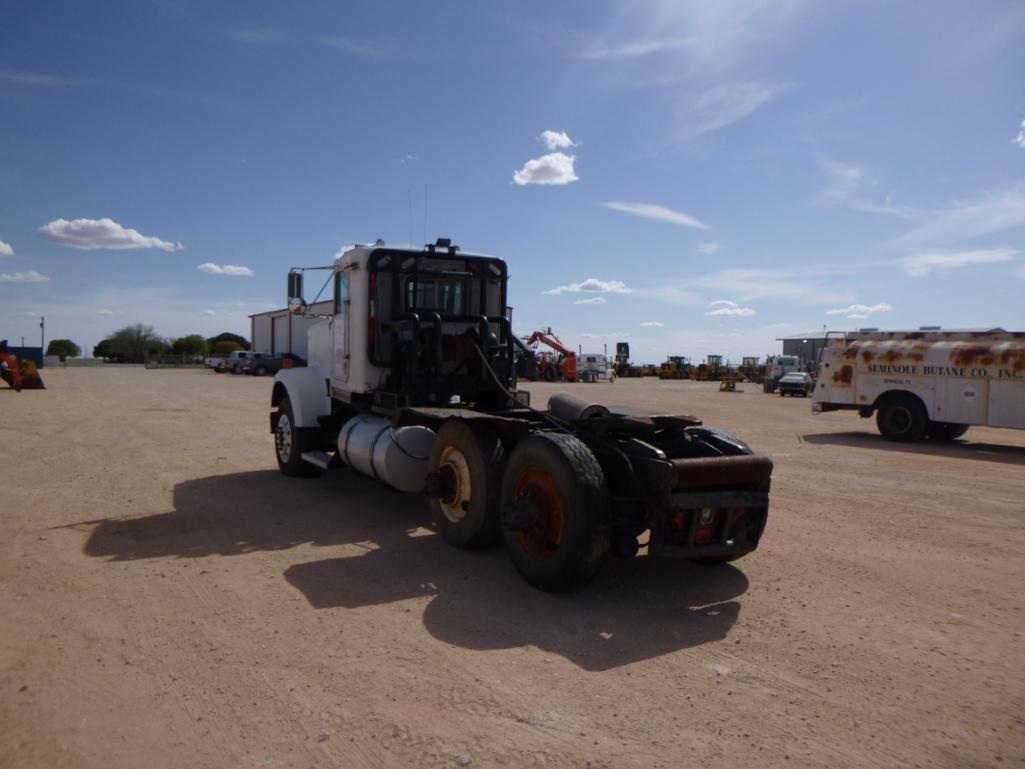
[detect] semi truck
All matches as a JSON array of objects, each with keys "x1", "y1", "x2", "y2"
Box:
[
  {"x1": 269, "y1": 239, "x2": 774, "y2": 590},
  {"x1": 811, "y1": 328, "x2": 1025, "y2": 442}
]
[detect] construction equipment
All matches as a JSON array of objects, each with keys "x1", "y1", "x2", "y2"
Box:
[
  {"x1": 269, "y1": 238, "x2": 774, "y2": 591},
  {"x1": 613, "y1": 342, "x2": 644, "y2": 377},
  {"x1": 738, "y1": 356, "x2": 763, "y2": 383},
  {"x1": 658, "y1": 355, "x2": 690, "y2": 379},
  {"x1": 695, "y1": 355, "x2": 724, "y2": 381},
  {"x1": 719, "y1": 372, "x2": 739, "y2": 392},
  {"x1": 523, "y1": 327, "x2": 577, "y2": 382},
  {"x1": 0, "y1": 341, "x2": 45, "y2": 391}
]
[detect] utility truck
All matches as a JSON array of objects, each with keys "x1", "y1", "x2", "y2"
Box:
[
  {"x1": 811, "y1": 328, "x2": 1025, "y2": 442},
  {"x1": 270, "y1": 239, "x2": 773, "y2": 590}
]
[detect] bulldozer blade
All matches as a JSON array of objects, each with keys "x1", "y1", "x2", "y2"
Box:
[{"x1": 20, "y1": 361, "x2": 45, "y2": 389}]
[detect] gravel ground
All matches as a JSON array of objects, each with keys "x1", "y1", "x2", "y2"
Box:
[{"x1": 2, "y1": 367, "x2": 1023, "y2": 769}]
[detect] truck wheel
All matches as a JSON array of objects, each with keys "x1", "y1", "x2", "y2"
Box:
[
  {"x1": 275, "y1": 397, "x2": 321, "y2": 477},
  {"x1": 428, "y1": 420, "x2": 505, "y2": 549},
  {"x1": 927, "y1": 422, "x2": 969, "y2": 441},
  {"x1": 876, "y1": 394, "x2": 928, "y2": 443},
  {"x1": 500, "y1": 433, "x2": 609, "y2": 591},
  {"x1": 544, "y1": 367, "x2": 556, "y2": 382}
]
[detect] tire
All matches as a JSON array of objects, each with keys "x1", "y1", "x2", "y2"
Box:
[
  {"x1": 274, "y1": 397, "x2": 321, "y2": 477},
  {"x1": 876, "y1": 394, "x2": 928, "y2": 443},
  {"x1": 927, "y1": 422, "x2": 969, "y2": 441},
  {"x1": 428, "y1": 420, "x2": 505, "y2": 549},
  {"x1": 544, "y1": 366, "x2": 556, "y2": 382},
  {"x1": 500, "y1": 433, "x2": 610, "y2": 591}
]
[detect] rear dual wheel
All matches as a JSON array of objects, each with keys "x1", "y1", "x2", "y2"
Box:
[
  {"x1": 876, "y1": 394, "x2": 928, "y2": 442},
  {"x1": 500, "y1": 433, "x2": 609, "y2": 591}
]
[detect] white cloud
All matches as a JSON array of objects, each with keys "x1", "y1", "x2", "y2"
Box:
[
  {"x1": 38, "y1": 217, "x2": 182, "y2": 251},
  {"x1": 574, "y1": 297, "x2": 607, "y2": 305},
  {"x1": 545, "y1": 278, "x2": 631, "y2": 295},
  {"x1": 197, "y1": 263, "x2": 254, "y2": 277},
  {"x1": 541, "y1": 130, "x2": 576, "y2": 150},
  {"x1": 0, "y1": 270, "x2": 49, "y2": 283},
  {"x1": 227, "y1": 28, "x2": 284, "y2": 44},
  {"x1": 694, "y1": 240, "x2": 720, "y2": 255},
  {"x1": 826, "y1": 303, "x2": 892, "y2": 315},
  {"x1": 601, "y1": 202, "x2": 708, "y2": 229},
  {"x1": 815, "y1": 155, "x2": 914, "y2": 219},
  {"x1": 97, "y1": 309, "x2": 114, "y2": 316},
  {"x1": 321, "y1": 37, "x2": 387, "y2": 57},
  {"x1": 512, "y1": 152, "x2": 578, "y2": 185},
  {"x1": 706, "y1": 299, "x2": 754, "y2": 316},
  {"x1": 201, "y1": 309, "x2": 216, "y2": 316},
  {"x1": 894, "y1": 183, "x2": 1025, "y2": 247},
  {"x1": 900, "y1": 248, "x2": 1018, "y2": 277},
  {"x1": 1013, "y1": 119, "x2": 1025, "y2": 149},
  {"x1": 579, "y1": 36, "x2": 695, "y2": 60},
  {"x1": 676, "y1": 81, "x2": 785, "y2": 141},
  {"x1": 0, "y1": 240, "x2": 13, "y2": 257},
  {"x1": 640, "y1": 320, "x2": 664, "y2": 327}
]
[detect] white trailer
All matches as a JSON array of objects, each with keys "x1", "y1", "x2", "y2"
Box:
[{"x1": 811, "y1": 329, "x2": 1025, "y2": 441}]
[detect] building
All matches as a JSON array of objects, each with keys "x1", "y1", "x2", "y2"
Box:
[
  {"x1": 776, "y1": 333, "x2": 830, "y2": 364},
  {"x1": 249, "y1": 301, "x2": 332, "y2": 360}
]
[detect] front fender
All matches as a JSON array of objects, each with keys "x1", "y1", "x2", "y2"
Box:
[{"x1": 272, "y1": 367, "x2": 330, "y2": 428}]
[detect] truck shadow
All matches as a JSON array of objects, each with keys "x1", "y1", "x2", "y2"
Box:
[
  {"x1": 82, "y1": 469, "x2": 747, "y2": 670},
  {"x1": 802, "y1": 432, "x2": 1025, "y2": 465}
]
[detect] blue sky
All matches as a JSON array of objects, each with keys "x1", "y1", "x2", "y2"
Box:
[{"x1": 1, "y1": 0, "x2": 1023, "y2": 362}]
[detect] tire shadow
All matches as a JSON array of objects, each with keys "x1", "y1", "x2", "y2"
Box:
[
  {"x1": 802, "y1": 431, "x2": 1025, "y2": 465},
  {"x1": 81, "y1": 469, "x2": 748, "y2": 671}
]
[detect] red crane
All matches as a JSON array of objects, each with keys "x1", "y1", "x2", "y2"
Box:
[{"x1": 523, "y1": 328, "x2": 578, "y2": 382}]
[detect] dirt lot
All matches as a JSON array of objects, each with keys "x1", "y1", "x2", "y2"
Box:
[{"x1": 1, "y1": 367, "x2": 1023, "y2": 769}]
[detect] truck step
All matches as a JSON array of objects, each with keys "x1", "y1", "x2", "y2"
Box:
[{"x1": 300, "y1": 451, "x2": 334, "y2": 469}]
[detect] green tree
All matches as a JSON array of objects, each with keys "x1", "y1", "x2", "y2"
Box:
[
  {"x1": 206, "y1": 331, "x2": 250, "y2": 351},
  {"x1": 212, "y1": 340, "x2": 244, "y2": 355},
  {"x1": 109, "y1": 324, "x2": 165, "y2": 363},
  {"x1": 171, "y1": 334, "x2": 209, "y2": 357},
  {"x1": 93, "y1": 338, "x2": 115, "y2": 360},
  {"x1": 46, "y1": 339, "x2": 81, "y2": 358}
]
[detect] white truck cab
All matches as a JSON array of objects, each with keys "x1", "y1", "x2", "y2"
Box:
[{"x1": 811, "y1": 328, "x2": 1025, "y2": 441}]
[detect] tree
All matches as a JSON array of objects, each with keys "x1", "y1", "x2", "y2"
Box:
[
  {"x1": 206, "y1": 331, "x2": 249, "y2": 351},
  {"x1": 108, "y1": 324, "x2": 165, "y2": 363},
  {"x1": 93, "y1": 338, "x2": 116, "y2": 360},
  {"x1": 171, "y1": 334, "x2": 209, "y2": 357},
  {"x1": 46, "y1": 339, "x2": 81, "y2": 358},
  {"x1": 212, "y1": 340, "x2": 244, "y2": 355}
]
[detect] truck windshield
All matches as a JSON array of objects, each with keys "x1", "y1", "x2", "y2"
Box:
[{"x1": 405, "y1": 277, "x2": 465, "y2": 314}]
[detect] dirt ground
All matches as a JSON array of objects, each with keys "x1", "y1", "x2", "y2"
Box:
[{"x1": 1, "y1": 367, "x2": 1023, "y2": 769}]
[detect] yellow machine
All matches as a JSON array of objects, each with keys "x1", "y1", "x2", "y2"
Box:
[{"x1": 658, "y1": 355, "x2": 690, "y2": 379}]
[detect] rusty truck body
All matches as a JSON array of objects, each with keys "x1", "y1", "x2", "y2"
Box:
[{"x1": 811, "y1": 329, "x2": 1025, "y2": 442}]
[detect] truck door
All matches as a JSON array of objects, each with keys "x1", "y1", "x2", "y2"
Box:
[{"x1": 331, "y1": 271, "x2": 349, "y2": 383}]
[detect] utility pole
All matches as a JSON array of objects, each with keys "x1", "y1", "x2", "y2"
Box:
[{"x1": 40, "y1": 316, "x2": 45, "y2": 354}]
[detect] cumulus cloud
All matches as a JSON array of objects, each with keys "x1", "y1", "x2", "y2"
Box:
[
  {"x1": 574, "y1": 297, "x2": 607, "y2": 305},
  {"x1": 694, "y1": 240, "x2": 720, "y2": 255},
  {"x1": 0, "y1": 240, "x2": 13, "y2": 257},
  {"x1": 676, "y1": 81, "x2": 786, "y2": 141},
  {"x1": 0, "y1": 270, "x2": 49, "y2": 283},
  {"x1": 197, "y1": 262, "x2": 254, "y2": 277},
  {"x1": 1014, "y1": 119, "x2": 1025, "y2": 149},
  {"x1": 38, "y1": 217, "x2": 182, "y2": 251},
  {"x1": 545, "y1": 278, "x2": 631, "y2": 295},
  {"x1": 541, "y1": 130, "x2": 576, "y2": 150},
  {"x1": 826, "y1": 303, "x2": 892, "y2": 315},
  {"x1": 512, "y1": 152, "x2": 578, "y2": 185},
  {"x1": 706, "y1": 299, "x2": 754, "y2": 317},
  {"x1": 900, "y1": 248, "x2": 1017, "y2": 277},
  {"x1": 601, "y1": 202, "x2": 708, "y2": 230},
  {"x1": 640, "y1": 321, "x2": 665, "y2": 327}
]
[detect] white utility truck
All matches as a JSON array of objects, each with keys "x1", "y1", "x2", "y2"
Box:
[
  {"x1": 578, "y1": 353, "x2": 615, "y2": 383},
  {"x1": 811, "y1": 328, "x2": 1025, "y2": 442},
  {"x1": 270, "y1": 239, "x2": 773, "y2": 590}
]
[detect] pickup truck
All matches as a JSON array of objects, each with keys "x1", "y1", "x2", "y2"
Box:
[
  {"x1": 208, "y1": 350, "x2": 260, "y2": 374},
  {"x1": 243, "y1": 352, "x2": 305, "y2": 376}
]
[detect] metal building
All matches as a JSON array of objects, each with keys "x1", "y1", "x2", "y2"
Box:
[
  {"x1": 776, "y1": 333, "x2": 829, "y2": 364},
  {"x1": 249, "y1": 301, "x2": 332, "y2": 360}
]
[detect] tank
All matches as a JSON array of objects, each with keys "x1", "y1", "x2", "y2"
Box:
[
  {"x1": 337, "y1": 415, "x2": 436, "y2": 492},
  {"x1": 548, "y1": 391, "x2": 611, "y2": 421}
]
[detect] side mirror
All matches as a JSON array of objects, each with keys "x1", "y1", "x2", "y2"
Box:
[{"x1": 287, "y1": 271, "x2": 304, "y2": 314}]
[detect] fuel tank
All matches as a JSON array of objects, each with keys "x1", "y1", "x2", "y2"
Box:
[{"x1": 337, "y1": 415, "x2": 436, "y2": 493}]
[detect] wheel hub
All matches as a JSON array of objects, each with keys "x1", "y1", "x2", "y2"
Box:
[
  {"x1": 510, "y1": 466, "x2": 565, "y2": 561},
  {"x1": 436, "y1": 446, "x2": 472, "y2": 523},
  {"x1": 275, "y1": 414, "x2": 292, "y2": 463}
]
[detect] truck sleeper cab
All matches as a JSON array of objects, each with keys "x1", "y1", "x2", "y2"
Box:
[{"x1": 269, "y1": 240, "x2": 773, "y2": 590}]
